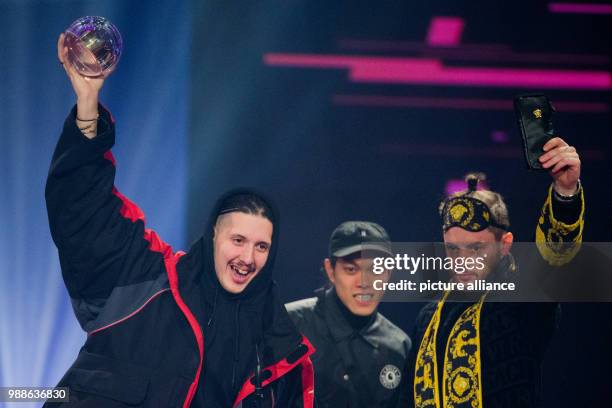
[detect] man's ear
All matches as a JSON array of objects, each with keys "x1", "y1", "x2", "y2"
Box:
[
  {"x1": 500, "y1": 232, "x2": 514, "y2": 256},
  {"x1": 324, "y1": 258, "x2": 335, "y2": 284}
]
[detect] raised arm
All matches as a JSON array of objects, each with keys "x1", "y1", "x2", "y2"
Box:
[
  {"x1": 535, "y1": 137, "x2": 584, "y2": 265},
  {"x1": 46, "y1": 34, "x2": 173, "y2": 332}
]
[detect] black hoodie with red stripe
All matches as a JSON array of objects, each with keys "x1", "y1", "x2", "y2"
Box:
[{"x1": 44, "y1": 105, "x2": 315, "y2": 408}]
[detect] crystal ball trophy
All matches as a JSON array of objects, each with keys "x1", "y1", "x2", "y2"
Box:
[{"x1": 63, "y1": 16, "x2": 123, "y2": 77}]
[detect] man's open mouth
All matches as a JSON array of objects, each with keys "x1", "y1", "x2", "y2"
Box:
[
  {"x1": 230, "y1": 263, "x2": 254, "y2": 284},
  {"x1": 354, "y1": 293, "x2": 374, "y2": 304}
]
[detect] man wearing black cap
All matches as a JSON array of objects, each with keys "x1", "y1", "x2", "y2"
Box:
[{"x1": 286, "y1": 221, "x2": 411, "y2": 407}]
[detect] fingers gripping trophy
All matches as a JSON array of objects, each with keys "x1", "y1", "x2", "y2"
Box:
[{"x1": 58, "y1": 16, "x2": 122, "y2": 139}]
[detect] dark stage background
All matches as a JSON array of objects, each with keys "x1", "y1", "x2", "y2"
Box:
[
  {"x1": 187, "y1": 2, "x2": 611, "y2": 406},
  {"x1": 0, "y1": 1, "x2": 610, "y2": 406}
]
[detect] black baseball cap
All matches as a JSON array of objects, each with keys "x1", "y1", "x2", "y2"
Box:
[{"x1": 329, "y1": 221, "x2": 392, "y2": 258}]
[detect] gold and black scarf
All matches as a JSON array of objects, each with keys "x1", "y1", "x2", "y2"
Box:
[{"x1": 414, "y1": 291, "x2": 486, "y2": 408}]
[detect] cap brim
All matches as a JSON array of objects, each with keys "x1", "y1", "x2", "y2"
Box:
[{"x1": 333, "y1": 243, "x2": 392, "y2": 258}]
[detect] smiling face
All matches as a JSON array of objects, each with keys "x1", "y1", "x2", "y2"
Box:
[
  {"x1": 324, "y1": 255, "x2": 390, "y2": 316},
  {"x1": 443, "y1": 226, "x2": 513, "y2": 283},
  {"x1": 213, "y1": 212, "x2": 273, "y2": 294}
]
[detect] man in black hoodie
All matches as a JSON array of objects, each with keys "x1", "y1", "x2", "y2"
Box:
[{"x1": 44, "y1": 33, "x2": 314, "y2": 408}]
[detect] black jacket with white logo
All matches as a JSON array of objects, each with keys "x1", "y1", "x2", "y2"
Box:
[{"x1": 286, "y1": 287, "x2": 411, "y2": 407}]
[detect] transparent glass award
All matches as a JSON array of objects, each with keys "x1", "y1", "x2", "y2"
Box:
[{"x1": 64, "y1": 16, "x2": 123, "y2": 77}]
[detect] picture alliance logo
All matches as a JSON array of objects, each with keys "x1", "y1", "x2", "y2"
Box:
[{"x1": 372, "y1": 254, "x2": 487, "y2": 275}]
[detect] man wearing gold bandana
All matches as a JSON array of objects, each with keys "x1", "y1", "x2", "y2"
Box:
[{"x1": 406, "y1": 136, "x2": 584, "y2": 408}]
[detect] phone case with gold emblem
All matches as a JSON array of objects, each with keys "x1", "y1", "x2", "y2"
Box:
[{"x1": 514, "y1": 94, "x2": 556, "y2": 171}]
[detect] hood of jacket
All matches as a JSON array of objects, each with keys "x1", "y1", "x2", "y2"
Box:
[{"x1": 187, "y1": 188, "x2": 302, "y2": 406}]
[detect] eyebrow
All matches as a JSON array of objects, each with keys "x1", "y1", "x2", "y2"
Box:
[
  {"x1": 231, "y1": 233, "x2": 271, "y2": 246},
  {"x1": 446, "y1": 242, "x2": 485, "y2": 248}
]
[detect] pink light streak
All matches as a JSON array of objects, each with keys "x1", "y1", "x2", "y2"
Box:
[
  {"x1": 445, "y1": 179, "x2": 489, "y2": 195},
  {"x1": 446, "y1": 180, "x2": 468, "y2": 195},
  {"x1": 264, "y1": 53, "x2": 612, "y2": 90},
  {"x1": 332, "y1": 94, "x2": 610, "y2": 113},
  {"x1": 338, "y1": 39, "x2": 610, "y2": 65},
  {"x1": 549, "y1": 3, "x2": 612, "y2": 14},
  {"x1": 427, "y1": 17, "x2": 465, "y2": 47}
]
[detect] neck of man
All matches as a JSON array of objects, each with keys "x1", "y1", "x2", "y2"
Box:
[{"x1": 332, "y1": 288, "x2": 376, "y2": 331}]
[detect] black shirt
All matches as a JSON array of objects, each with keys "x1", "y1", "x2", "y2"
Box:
[{"x1": 286, "y1": 287, "x2": 411, "y2": 408}]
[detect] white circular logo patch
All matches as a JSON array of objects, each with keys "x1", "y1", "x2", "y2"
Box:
[{"x1": 379, "y1": 364, "x2": 401, "y2": 389}]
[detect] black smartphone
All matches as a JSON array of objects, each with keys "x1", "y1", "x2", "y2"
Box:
[{"x1": 513, "y1": 94, "x2": 556, "y2": 171}]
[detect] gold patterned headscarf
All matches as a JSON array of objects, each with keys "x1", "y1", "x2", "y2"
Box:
[{"x1": 440, "y1": 177, "x2": 509, "y2": 232}]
